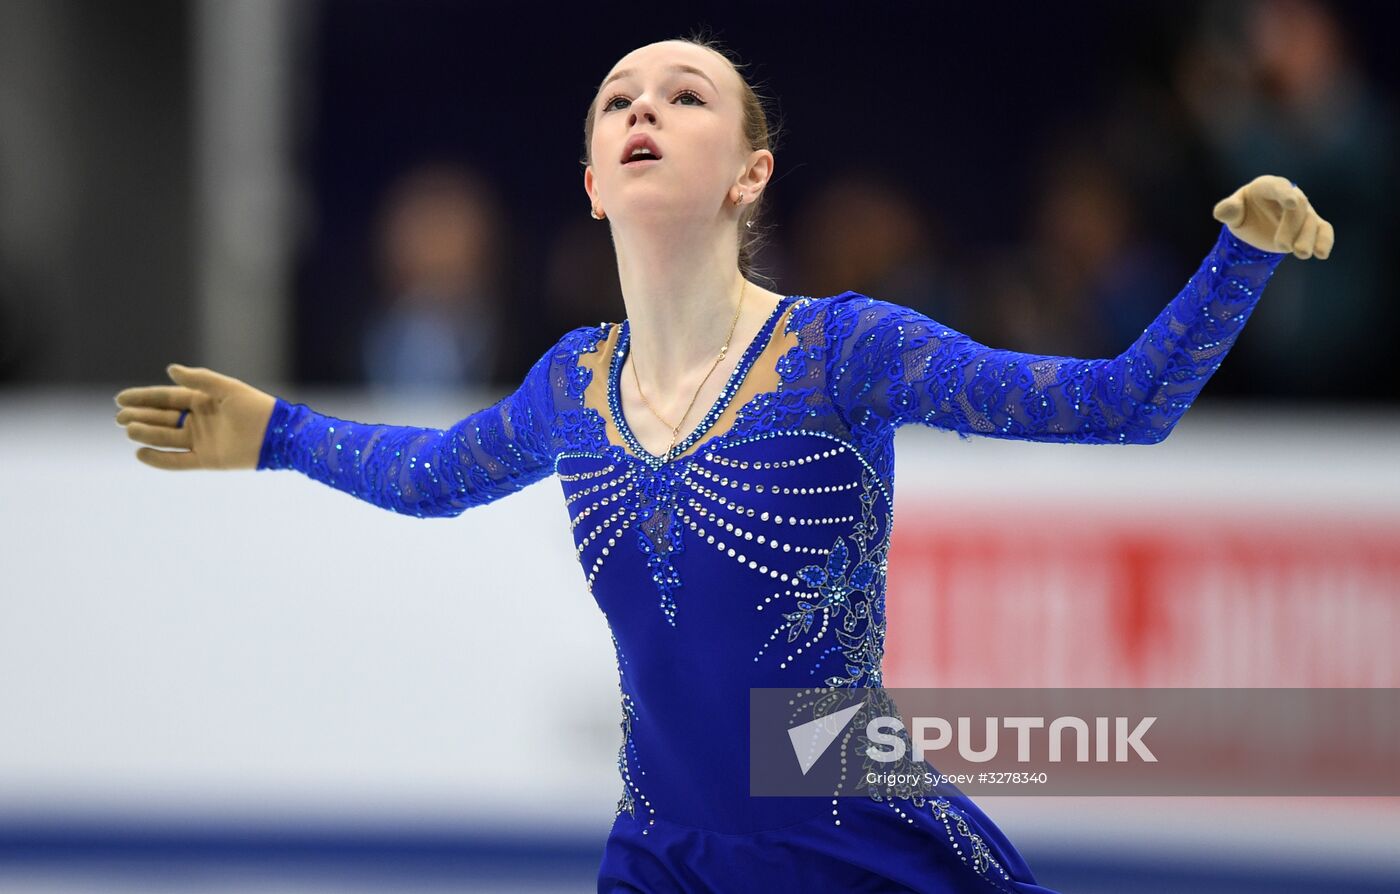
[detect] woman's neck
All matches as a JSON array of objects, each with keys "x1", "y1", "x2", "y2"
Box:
[{"x1": 612, "y1": 219, "x2": 777, "y2": 388}]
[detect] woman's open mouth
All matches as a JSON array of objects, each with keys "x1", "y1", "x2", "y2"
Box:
[{"x1": 620, "y1": 135, "x2": 663, "y2": 166}]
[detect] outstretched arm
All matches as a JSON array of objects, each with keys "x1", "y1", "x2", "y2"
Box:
[
  {"x1": 257, "y1": 341, "x2": 563, "y2": 518},
  {"x1": 826, "y1": 176, "x2": 1332, "y2": 445},
  {"x1": 118, "y1": 329, "x2": 580, "y2": 518}
]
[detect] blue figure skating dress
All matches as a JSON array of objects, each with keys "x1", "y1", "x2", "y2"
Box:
[{"x1": 257, "y1": 224, "x2": 1286, "y2": 892}]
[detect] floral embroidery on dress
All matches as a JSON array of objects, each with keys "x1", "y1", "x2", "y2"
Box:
[
  {"x1": 609, "y1": 630, "x2": 656, "y2": 834},
  {"x1": 787, "y1": 465, "x2": 888, "y2": 688}
]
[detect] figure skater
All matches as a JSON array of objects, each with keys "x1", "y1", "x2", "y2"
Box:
[{"x1": 115, "y1": 36, "x2": 1333, "y2": 894}]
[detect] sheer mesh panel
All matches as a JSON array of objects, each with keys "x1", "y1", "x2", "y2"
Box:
[
  {"x1": 820, "y1": 224, "x2": 1286, "y2": 447},
  {"x1": 257, "y1": 326, "x2": 607, "y2": 517}
]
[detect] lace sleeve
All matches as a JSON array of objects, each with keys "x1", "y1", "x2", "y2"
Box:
[
  {"x1": 825, "y1": 223, "x2": 1288, "y2": 445},
  {"x1": 255, "y1": 332, "x2": 573, "y2": 517}
]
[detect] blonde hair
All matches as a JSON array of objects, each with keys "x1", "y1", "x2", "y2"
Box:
[{"x1": 581, "y1": 29, "x2": 783, "y2": 285}]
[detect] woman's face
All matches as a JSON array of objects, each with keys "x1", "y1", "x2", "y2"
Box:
[{"x1": 585, "y1": 40, "x2": 758, "y2": 225}]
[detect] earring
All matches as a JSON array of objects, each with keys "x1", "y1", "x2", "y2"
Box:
[
  {"x1": 591, "y1": 207, "x2": 605, "y2": 220},
  {"x1": 734, "y1": 190, "x2": 744, "y2": 206}
]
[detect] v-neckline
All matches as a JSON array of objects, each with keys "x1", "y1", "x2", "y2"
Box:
[{"x1": 608, "y1": 294, "x2": 798, "y2": 468}]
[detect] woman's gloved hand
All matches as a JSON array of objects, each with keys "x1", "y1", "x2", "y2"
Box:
[
  {"x1": 115, "y1": 364, "x2": 277, "y2": 470},
  {"x1": 1213, "y1": 174, "x2": 1335, "y2": 260}
]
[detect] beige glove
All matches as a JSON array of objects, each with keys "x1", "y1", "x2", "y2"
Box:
[
  {"x1": 114, "y1": 364, "x2": 277, "y2": 470},
  {"x1": 1213, "y1": 174, "x2": 1334, "y2": 260}
]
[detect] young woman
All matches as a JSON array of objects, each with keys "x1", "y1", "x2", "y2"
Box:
[{"x1": 116, "y1": 36, "x2": 1333, "y2": 894}]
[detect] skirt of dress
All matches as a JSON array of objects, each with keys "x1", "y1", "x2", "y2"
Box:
[{"x1": 596, "y1": 792, "x2": 1060, "y2": 893}]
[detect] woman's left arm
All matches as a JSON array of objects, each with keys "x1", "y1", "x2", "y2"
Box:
[{"x1": 825, "y1": 175, "x2": 1333, "y2": 445}]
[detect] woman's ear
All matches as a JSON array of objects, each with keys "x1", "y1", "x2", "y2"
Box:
[{"x1": 736, "y1": 150, "x2": 774, "y2": 201}]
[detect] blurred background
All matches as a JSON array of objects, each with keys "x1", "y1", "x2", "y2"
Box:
[{"x1": 1, "y1": 0, "x2": 1397, "y2": 891}]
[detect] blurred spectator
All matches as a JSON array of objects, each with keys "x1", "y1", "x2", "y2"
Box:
[
  {"x1": 788, "y1": 170, "x2": 962, "y2": 318},
  {"x1": 974, "y1": 141, "x2": 1182, "y2": 359},
  {"x1": 540, "y1": 215, "x2": 622, "y2": 336},
  {"x1": 1174, "y1": 0, "x2": 1399, "y2": 400},
  {"x1": 361, "y1": 163, "x2": 506, "y2": 392}
]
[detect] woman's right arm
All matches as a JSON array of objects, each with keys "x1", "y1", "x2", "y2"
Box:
[
  {"x1": 117, "y1": 332, "x2": 574, "y2": 518},
  {"x1": 256, "y1": 359, "x2": 557, "y2": 518}
]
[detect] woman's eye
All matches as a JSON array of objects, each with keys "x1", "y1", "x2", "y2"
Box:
[{"x1": 603, "y1": 90, "x2": 705, "y2": 112}]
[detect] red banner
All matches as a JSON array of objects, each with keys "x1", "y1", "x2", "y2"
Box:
[{"x1": 884, "y1": 508, "x2": 1400, "y2": 688}]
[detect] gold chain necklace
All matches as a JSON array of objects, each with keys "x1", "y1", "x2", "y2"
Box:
[{"x1": 630, "y1": 278, "x2": 748, "y2": 461}]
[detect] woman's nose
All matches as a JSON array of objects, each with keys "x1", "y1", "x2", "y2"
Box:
[{"x1": 628, "y1": 96, "x2": 658, "y2": 125}]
